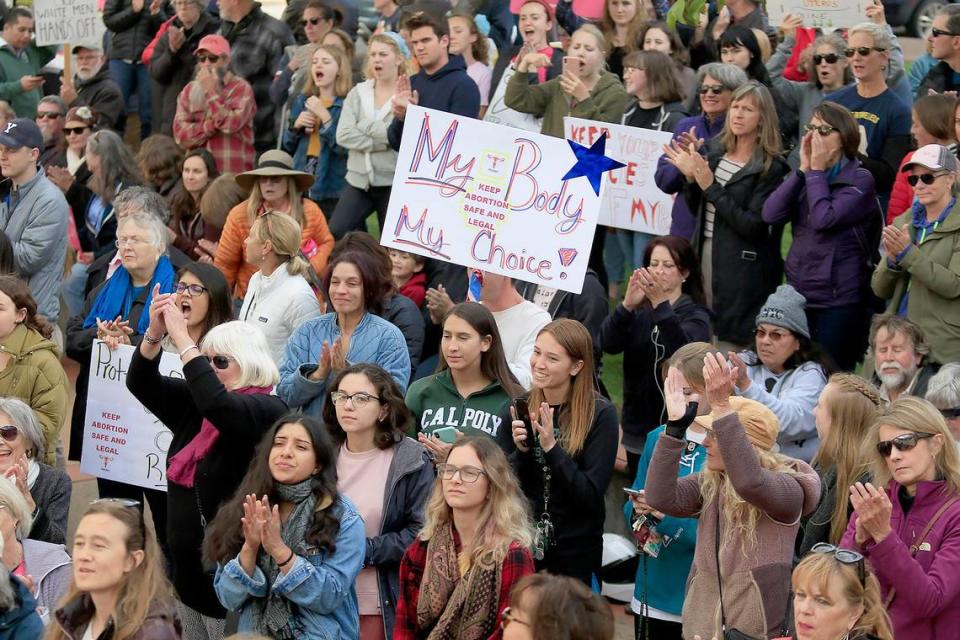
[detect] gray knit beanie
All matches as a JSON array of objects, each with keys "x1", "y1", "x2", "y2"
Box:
[{"x1": 755, "y1": 284, "x2": 810, "y2": 339}]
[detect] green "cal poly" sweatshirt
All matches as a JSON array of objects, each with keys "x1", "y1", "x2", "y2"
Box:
[{"x1": 405, "y1": 369, "x2": 514, "y2": 440}]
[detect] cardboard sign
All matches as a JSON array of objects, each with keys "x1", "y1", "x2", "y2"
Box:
[
  {"x1": 484, "y1": 65, "x2": 544, "y2": 133},
  {"x1": 80, "y1": 341, "x2": 179, "y2": 491},
  {"x1": 565, "y1": 117, "x2": 674, "y2": 235},
  {"x1": 382, "y1": 106, "x2": 608, "y2": 294},
  {"x1": 766, "y1": 0, "x2": 867, "y2": 32},
  {"x1": 34, "y1": 0, "x2": 105, "y2": 48}
]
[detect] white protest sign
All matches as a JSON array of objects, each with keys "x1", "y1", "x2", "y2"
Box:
[
  {"x1": 81, "y1": 341, "x2": 179, "y2": 491},
  {"x1": 484, "y1": 66, "x2": 544, "y2": 133},
  {"x1": 34, "y1": 0, "x2": 105, "y2": 48},
  {"x1": 565, "y1": 117, "x2": 674, "y2": 235},
  {"x1": 383, "y1": 105, "x2": 608, "y2": 294},
  {"x1": 766, "y1": 0, "x2": 867, "y2": 32}
]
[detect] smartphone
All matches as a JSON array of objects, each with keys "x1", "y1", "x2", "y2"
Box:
[
  {"x1": 623, "y1": 487, "x2": 643, "y2": 497},
  {"x1": 563, "y1": 56, "x2": 582, "y2": 74},
  {"x1": 432, "y1": 426, "x2": 459, "y2": 444},
  {"x1": 513, "y1": 398, "x2": 535, "y2": 446}
]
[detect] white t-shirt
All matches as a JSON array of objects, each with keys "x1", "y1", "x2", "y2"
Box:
[{"x1": 491, "y1": 300, "x2": 551, "y2": 390}]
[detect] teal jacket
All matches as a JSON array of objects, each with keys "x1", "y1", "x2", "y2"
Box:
[
  {"x1": 624, "y1": 425, "x2": 704, "y2": 616},
  {"x1": 0, "y1": 40, "x2": 57, "y2": 118},
  {"x1": 405, "y1": 369, "x2": 513, "y2": 441}
]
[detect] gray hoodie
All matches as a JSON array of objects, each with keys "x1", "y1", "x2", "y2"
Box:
[{"x1": 0, "y1": 169, "x2": 68, "y2": 321}]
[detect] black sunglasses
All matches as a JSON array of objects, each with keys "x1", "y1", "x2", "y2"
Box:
[
  {"x1": 205, "y1": 355, "x2": 236, "y2": 370},
  {"x1": 699, "y1": 84, "x2": 725, "y2": 95},
  {"x1": 812, "y1": 53, "x2": 840, "y2": 65},
  {"x1": 907, "y1": 173, "x2": 946, "y2": 186},
  {"x1": 804, "y1": 123, "x2": 837, "y2": 136},
  {"x1": 844, "y1": 46, "x2": 886, "y2": 57},
  {"x1": 64, "y1": 126, "x2": 89, "y2": 135},
  {"x1": 876, "y1": 432, "x2": 934, "y2": 457},
  {"x1": 175, "y1": 283, "x2": 208, "y2": 296},
  {"x1": 931, "y1": 27, "x2": 960, "y2": 38},
  {"x1": 0, "y1": 425, "x2": 18, "y2": 442},
  {"x1": 92, "y1": 498, "x2": 145, "y2": 538},
  {"x1": 36, "y1": 112, "x2": 63, "y2": 120},
  {"x1": 809, "y1": 543, "x2": 865, "y2": 586},
  {"x1": 196, "y1": 54, "x2": 220, "y2": 63},
  {"x1": 941, "y1": 406, "x2": 960, "y2": 419},
  {"x1": 300, "y1": 16, "x2": 324, "y2": 26}
]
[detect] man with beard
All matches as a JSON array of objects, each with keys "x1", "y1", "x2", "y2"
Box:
[
  {"x1": 869, "y1": 314, "x2": 940, "y2": 402},
  {"x1": 59, "y1": 46, "x2": 126, "y2": 132},
  {"x1": 34, "y1": 96, "x2": 67, "y2": 169}
]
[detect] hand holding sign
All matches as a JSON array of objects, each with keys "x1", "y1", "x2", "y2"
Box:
[{"x1": 866, "y1": 0, "x2": 886, "y2": 25}]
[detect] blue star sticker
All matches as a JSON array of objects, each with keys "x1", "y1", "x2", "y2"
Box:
[{"x1": 561, "y1": 135, "x2": 626, "y2": 196}]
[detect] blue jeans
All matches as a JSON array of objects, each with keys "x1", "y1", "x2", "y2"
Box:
[
  {"x1": 617, "y1": 230, "x2": 654, "y2": 272},
  {"x1": 109, "y1": 59, "x2": 151, "y2": 138},
  {"x1": 603, "y1": 229, "x2": 627, "y2": 287},
  {"x1": 62, "y1": 262, "x2": 89, "y2": 317}
]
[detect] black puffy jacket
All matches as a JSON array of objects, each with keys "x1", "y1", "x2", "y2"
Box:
[{"x1": 103, "y1": 0, "x2": 170, "y2": 61}]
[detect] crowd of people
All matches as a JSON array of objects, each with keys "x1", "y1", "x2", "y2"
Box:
[{"x1": 0, "y1": 0, "x2": 955, "y2": 638}]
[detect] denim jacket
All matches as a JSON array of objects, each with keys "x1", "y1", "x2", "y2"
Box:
[
  {"x1": 214, "y1": 495, "x2": 366, "y2": 640},
  {"x1": 282, "y1": 94, "x2": 347, "y2": 202},
  {"x1": 278, "y1": 311, "x2": 411, "y2": 417}
]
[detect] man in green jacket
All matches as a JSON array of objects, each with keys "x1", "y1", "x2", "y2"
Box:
[{"x1": 0, "y1": 8, "x2": 58, "y2": 119}]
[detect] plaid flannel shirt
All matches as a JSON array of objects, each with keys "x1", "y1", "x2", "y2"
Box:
[{"x1": 173, "y1": 75, "x2": 257, "y2": 175}]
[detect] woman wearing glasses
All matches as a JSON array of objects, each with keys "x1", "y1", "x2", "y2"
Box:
[
  {"x1": 47, "y1": 499, "x2": 181, "y2": 640},
  {"x1": 127, "y1": 313, "x2": 286, "y2": 637},
  {"x1": 204, "y1": 415, "x2": 365, "y2": 639},
  {"x1": 323, "y1": 363, "x2": 433, "y2": 640},
  {"x1": 872, "y1": 144, "x2": 960, "y2": 365},
  {"x1": 763, "y1": 102, "x2": 882, "y2": 372},
  {"x1": 789, "y1": 545, "x2": 894, "y2": 640},
  {"x1": 840, "y1": 397, "x2": 960, "y2": 639},
  {"x1": 394, "y1": 436, "x2": 534, "y2": 640},
  {"x1": 240, "y1": 213, "x2": 322, "y2": 364},
  {"x1": 159, "y1": 262, "x2": 233, "y2": 355}
]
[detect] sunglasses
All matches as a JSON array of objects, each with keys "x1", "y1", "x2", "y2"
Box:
[
  {"x1": 941, "y1": 406, "x2": 960, "y2": 419},
  {"x1": 36, "y1": 112, "x2": 63, "y2": 120},
  {"x1": 205, "y1": 354, "x2": 236, "y2": 370},
  {"x1": 907, "y1": 173, "x2": 946, "y2": 186},
  {"x1": 0, "y1": 425, "x2": 18, "y2": 442},
  {"x1": 91, "y1": 498, "x2": 145, "y2": 537},
  {"x1": 809, "y1": 543, "x2": 865, "y2": 586},
  {"x1": 804, "y1": 123, "x2": 837, "y2": 136},
  {"x1": 812, "y1": 53, "x2": 840, "y2": 65},
  {"x1": 64, "y1": 126, "x2": 89, "y2": 135},
  {"x1": 876, "y1": 432, "x2": 934, "y2": 457},
  {"x1": 931, "y1": 27, "x2": 960, "y2": 38},
  {"x1": 755, "y1": 327, "x2": 791, "y2": 341},
  {"x1": 300, "y1": 16, "x2": 324, "y2": 26},
  {"x1": 844, "y1": 46, "x2": 886, "y2": 57},
  {"x1": 699, "y1": 84, "x2": 725, "y2": 95},
  {"x1": 175, "y1": 283, "x2": 208, "y2": 296},
  {"x1": 196, "y1": 54, "x2": 220, "y2": 63}
]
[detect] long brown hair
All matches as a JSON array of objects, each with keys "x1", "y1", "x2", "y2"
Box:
[
  {"x1": 302, "y1": 44, "x2": 353, "y2": 98},
  {"x1": 0, "y1": 275, "x2": 54, "y2": 339},
  {"x1": 527, "y1": 319, "x2": 596, "y2": 457},
  {"x1": 719, "y1": 82, "x2": 782, "y2": 172},
  {"x1": 598, "y1": 0, "x2": 647, "y2": 56},
  {"x1": 45, "y1": 501, "x2": 174, "y2": 640},
  {"x1": 510, "y1": 574, "x2": 615, "y2": 640},
  {"x1": 438, "y1": 303, "x2": 523, "y2": 398},
  {"x1": 811, "y1": 374, "x2": 881, "y2": 543}
]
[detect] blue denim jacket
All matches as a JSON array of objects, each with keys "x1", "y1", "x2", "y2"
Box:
[
  {"x1": 278, "y1": 311, "x2": 411, "y2": 417},
  {"x1": 282, "y1": 94, "x2": 347, "y2": 203},
  {"x1": 214, "y1": 495, "x2": 366, "y2": 640}
]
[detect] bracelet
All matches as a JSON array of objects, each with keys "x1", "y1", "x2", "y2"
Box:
[
  {"x1": 179, "y1": 345, "x2": 199, "y2": 358},
  {"x1": 277, "y1": 549, "x2": 295, "y2": 568},
  {"x1": 143, "y1": 332, "x2": 165, "y2": 345}
]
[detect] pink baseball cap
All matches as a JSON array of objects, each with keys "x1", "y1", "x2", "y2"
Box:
[
  {"x1": 194, "y1": 34, "x2": 230, "y2": 58},
  {"x1": 902, "y1": 144, "x2": 958, "y2": 173}
]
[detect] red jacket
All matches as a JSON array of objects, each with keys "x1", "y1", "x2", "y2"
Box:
[{"x1": 398, "y1": 272, "x2": 426, "y2": 308}]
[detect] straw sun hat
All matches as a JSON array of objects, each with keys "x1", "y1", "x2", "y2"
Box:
[{"x1": 235, "y1": 150, "x2": 314, "y2": 192}]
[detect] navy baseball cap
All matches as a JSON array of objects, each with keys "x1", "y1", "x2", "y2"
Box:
[{"x1": 0, "y1": 118, "x2": 43, "y2": 151}]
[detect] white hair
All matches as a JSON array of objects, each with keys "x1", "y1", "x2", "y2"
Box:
[
  {"x1": 0, "y1": 478, "x2": 31, "y2": 540},
  {"x1": 0, "y1": 397, "x2": 45, "y2": 461},
  {"x1": 118, "y1": 212, "x2": 169, "y2": 255},
  {"x1": 847, "y1": 22, "x2": 893, "y2": 51},
  {"x1": 200, "y1": 321, "x2": 279, "y2": 389},
  {"x1": 927, "y1": 363, "x2": 960, "y2": 411}
]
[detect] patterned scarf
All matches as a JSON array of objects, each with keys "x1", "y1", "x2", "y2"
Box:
[
  {"x1": 416, "y1": 521, "x2": 503, "y2": 640},
  {"x1": 251, "y1": 479, "x2": 321, "y2": 640}
]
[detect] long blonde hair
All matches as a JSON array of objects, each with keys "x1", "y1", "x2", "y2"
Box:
[
  {"x1": 868, "y1": 397, "x2": 960, "y2": 495},
  {"x1": 792, "y1": 553, "x2": 894, "y2": 640},
  {"x1": 249, "y1": 212, "x2": 311, "y2": 278},
  {"x1": 363, "y1": 33, "x2": 411, "y2": 80},
  {"x1": 420, "y1": 437, "x2": 533, "y2": 571},
  {"x1": 46, "y1": 501, "x2": 174, "y2": 640},
  {"x1": 719, "y1": 81, "x2": 782, "y2": 172},
  {"x1": 302, "y1": 44, "x2": 353, "y2": 98},
  {"x1": 812, "y1": 374, "x2": 881, "y2": 543},
  {"x1": 245, "y1": 177, "x2": 306, "y2": 226}
]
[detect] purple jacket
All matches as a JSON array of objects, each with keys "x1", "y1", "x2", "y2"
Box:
[
  {"x1": 761, "y1": 159, "x2": 881, "y2": 309},
  {"x1": 841, "y1": 479, "x2": 960, "y2": 640},
  {"x1": 655, "y1": 113, "x2": 726, "y2": 240}
]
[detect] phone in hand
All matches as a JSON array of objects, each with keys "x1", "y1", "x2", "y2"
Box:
[
  {"x1": 432, "y1": 426, "x2": 459, "y2": 444},
  {"x1": 562, "y1": 56, "x2": 582, "y2": 74},
  {"x1": 514, "y1": 398, "x2": 535, "y2": 446},
  {"x1": 623, "y1": 487, "x2": 643, "y2": 497}
]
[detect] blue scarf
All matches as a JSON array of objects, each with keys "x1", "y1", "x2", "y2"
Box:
[{"x1": 83, "y1": 256, "x2": 176, "y2": 335}]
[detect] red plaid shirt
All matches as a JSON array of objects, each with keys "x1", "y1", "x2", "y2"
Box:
[
  {"x1": 173, "y1": 75, "x2": 256, "y2": 175},
  {"x1": 394, "y1": 536, "x2": 534, "y2": 640}
]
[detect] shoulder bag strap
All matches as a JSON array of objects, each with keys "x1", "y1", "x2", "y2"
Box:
[{"x1": 715, "y1": 507, "x2": 727, "y2": 632}]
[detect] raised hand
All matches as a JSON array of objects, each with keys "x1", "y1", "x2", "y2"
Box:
[
  {"x1": 849, "y1": 482, "x2": 892, "y2": 543},
  {"x1": 664, "y1": 366, "x2": 692, "y2": 421},
  {"x1": 779, "y1": 13, "x2": 804, "y2": 40},
  {"x1": 702, "y1": 352, "x2": 737, "y2": 412},
  {"x1": 240, "y1": 494, "x2": 263, "y2": 549},
  {"x1": 636, "y1": 267, "x2": 668, "y2": 307},
  {"x1": 726, "y1": 351, "x2": 751, "y2": 390},
  {"x1": 531, "y1": 402, "x2": 557, "y2": 452},
  {"x1": 622, "y1": 269, "x2": 646, "y2": 311}
]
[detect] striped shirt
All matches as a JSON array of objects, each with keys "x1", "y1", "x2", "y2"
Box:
[{"x1": 704, "y1": 157, "x2": 744, "y2": 239}]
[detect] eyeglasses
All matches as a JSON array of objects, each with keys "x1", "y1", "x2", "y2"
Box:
[
  {"x1": 804, "y1": 123, "x2": 837, "y2": 136},
  {"x1": 91, "y1": 498, "x2": 145, "y2": 538},
  {"x1": 907, "y1": 173, "x2": 946, "y2": 186},
  {"x1": 64, "y1": 127, "x2": 89, "y2": 135},
  {"x1": 330, "y1": 391, "x2": 382, "y2": 408},
  {"x1": 809, "y1": 543, "x2": 865, "y2": 586},
  {"x1": 436, "y1": 463, "x2": 487, "y2": 483},
  {"x1": 300, "y1": 16, "x2": 324, "y2": 26},
  {"x1": 876, "y1": 432, "x2": 934, "y2": 457},
  {"x1": 0, "y1": 426, "x2": 19, "y2": 442},
  {"x1": 931, "y1": 27, "x2": 960, "y2": 38},
  {"x1": 812, "y1": 53, "x2": 840, "y2": 65},
  {"x1": 35, "y1": 112, "x2": 63, "y2": 120},
  {"x1": 196, "y1": 54, "x2": 220, "y2": 64},
  {"x1": 204, "y1": 355, "x2": 236, "y2": 370},
  {"x1": 699, "y1": 84, "x2": 725, "y2": 95},
  {"x1": 940, "y1": 406, "x2": 960, "y2": 419},
  {"x1": 115, "y1": 237, "x2": 150, "y2": 248},
  {"x1": 175, "y1": 283, "x2": 208, "y2": 296},
  {"x1": 500, "y1": 607, "x2": 530, "y2": 631},
  {"x1": 755, "y1": 327, "x2": 791, "y2": 341},
  {"x1": 844, "y1": 46, "x2": 886, "y2": 57}
]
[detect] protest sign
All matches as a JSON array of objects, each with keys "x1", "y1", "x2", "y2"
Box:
[
  {"x1": 484, "y1": 66, "x2": 544, "y2": 133},
  {"x1": 383, "y1": 105, "x2": 614, "y2": 294},
  {"x1": 80, "y1": 341, "x2": 180, "y2": 491},
  {"x1": 565, "y1": 117, "x2": 674, "y2": 235},
  {"x1": 34, "y1": 0, "x2": 105, "y2": 48},
  {"x1": 766, "y1": 0, "x2": 867, "y2": 31}
]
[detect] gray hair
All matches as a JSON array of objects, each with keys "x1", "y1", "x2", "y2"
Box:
[
  {"x1": 0, "y1": 478, "x2": 32, "y2": 540},
  {"x1": 38, "y1": 96, "x2": 66, "y2": 115},
  {"x1": 118, "y1": 212, "x2": 169, "y2": 254},
  {"x1": 847, "y1": 22, "x2": 893, "y2": 52},
  {"x1": 0, "y1": 398, "x2": 45, "y2": 461},
  {"x1": 113, "y1": 187, "x2": 171, "y2": 224},
  {"x1": 696, "y1": 62, "x2": 748, "y2": 91},
  {"x1": 926, "y1": 363, "x2": 960, "y2": 411}
]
